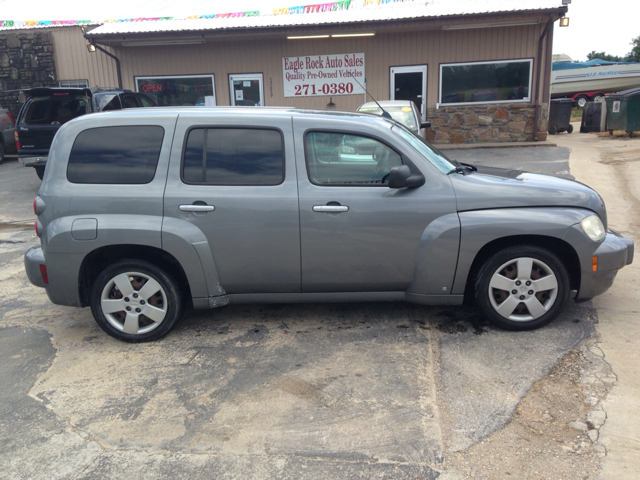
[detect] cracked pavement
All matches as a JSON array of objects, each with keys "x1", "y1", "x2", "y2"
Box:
[{"x1": 0, "y1": 138, "x2": 632, "y2": 480}]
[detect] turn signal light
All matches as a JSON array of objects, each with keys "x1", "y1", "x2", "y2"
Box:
[
  {"x1": 592, "y1": 256, "x2": 598, "y2": 272},
  {"x1": 14, "y1": 131, "x2": 21, "y2": 150}
]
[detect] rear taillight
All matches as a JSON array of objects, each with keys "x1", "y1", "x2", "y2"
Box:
[
  {"x1": 14, "y1": 131, "x2": 21, "y2": 150},
  {"x1": 35, "y1": 221, "x2": 38, "y2": 236},
  {"x1": 33, "y1": 197, "x2": 37, "y2": 215},
  {"x1": 40, "y1": 264, "x2": 49, "y2": 284},
  {"x1": 6, "y1": 111, "x2": 15, "y2": 125}
]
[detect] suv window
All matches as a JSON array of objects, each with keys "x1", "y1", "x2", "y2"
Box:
[
  {"x1": 67, "y1": 126, "x2": 164, "y2": 184},
  {"x1": 305, "y1": 132, "x2": 402, "y2": 186},
  {"x1": 122, "y1": 95, "x2": 141, "y2": 109},
  {"x1": 22, "y1": 95, "x2": 87, "y2": 125},
  {"x1": 138, "y1": 94, "x2": 157, "y2": 107},
  {"x1": 182, "y1": 128, "x2": 284, "y2": 185},
  {"x1": 97, "y1": 94, "x2": 122, "y2": 111}
]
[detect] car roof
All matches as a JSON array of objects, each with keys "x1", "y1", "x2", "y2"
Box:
[
  {"x1": 70, "y1": 106, "x2": 399, "y2": 126},
  {"x1": 358, "y1": 100, "x2": 415, "y2": 109},
  {"x1": 20, "y1": 87, "x2": 134, "y2": 97}
]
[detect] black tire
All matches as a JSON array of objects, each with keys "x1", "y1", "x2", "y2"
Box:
[
  {"x1": 592, "y1": 94, "x2": 604, "y2": 103},
  {"x1": 35, "y1": 165, "x2": 45, "y2": 180},
  {"x1": 90, "y1": 260, "x2": 184, "y2": 342},
  {"x1": 474, "y1": 246, "x2": 570, "y2": 331},
  {"x1": 567, "y1": 124, "x2": 574, "y2": 134},
  {"x1": 575, "y1": 95, "x2": 588, "y2": 108},
  {"x1": 0, "y1": 141, "x2": 4, "y2": 164},
  {"x1": 548, "y1": 124, "x2": 557, "y2": 135}
]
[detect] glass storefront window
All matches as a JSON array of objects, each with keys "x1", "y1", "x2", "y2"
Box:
[
  {"x1": 135, "y1": 75, "x2": 216, "y2": 107},
  {"x1": 439, "y1": 59, "x2": 532, "y2": 105}
]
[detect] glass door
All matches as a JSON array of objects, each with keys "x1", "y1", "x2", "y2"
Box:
[
  {"x1": 229, "y1": 73, "x2": 264, "y2": 106},
  {"x1": 390, "y1": 66, "x2": 427, "y2": 120}
]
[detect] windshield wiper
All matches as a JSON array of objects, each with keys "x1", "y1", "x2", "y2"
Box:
[{"x1": 447, "y1": 163, "x2": 477, "y2": 175}]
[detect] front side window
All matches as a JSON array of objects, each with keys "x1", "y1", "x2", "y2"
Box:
[
  {"x1": 305, "y1": 132, "x2": 402, "y2": 186},
  {"x1": 67, "y1": 126, "x2": 164, "y2": 184},
  {"x1": 182, "y1": 128, "x2": 284, "y2": 185},
  {"x1": 440, "y1": 59, "x2": 533, "y2": 105}
]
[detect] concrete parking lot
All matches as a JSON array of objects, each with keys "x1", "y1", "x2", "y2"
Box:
[{"x1": 0, "y1": 138, "x2": 627, "y2": 479}]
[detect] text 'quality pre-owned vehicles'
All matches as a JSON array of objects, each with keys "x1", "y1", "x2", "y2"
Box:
[
  {"x1": 15, "y1": 87, "x2": 157, "y2": 179},
  {"x1": 25, "y1": 107, "x2": 634, "y2": 342}
]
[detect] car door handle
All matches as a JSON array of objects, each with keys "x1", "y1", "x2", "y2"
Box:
[
  {"x1": 313, "y1": 205, "x2": 349, "y2": 213},
  {"x1": 179, "y1": 205, "x2": 215, "y2": 212}
]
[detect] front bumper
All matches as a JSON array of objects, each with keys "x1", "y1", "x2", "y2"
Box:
[
  {"x1": 576, "y1": 230, "x2": 634, "y2": 300},
  {"x1": 25, "y1": 246, "x2": 47, "y2": 288}
]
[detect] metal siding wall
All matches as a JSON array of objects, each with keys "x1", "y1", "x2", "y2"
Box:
[
  {"x1": 51, "y1": 27, "x2": 119, "y2": 87},
  {"x1": 93, "y1": 13, "x2": 547, "y2": 111}
]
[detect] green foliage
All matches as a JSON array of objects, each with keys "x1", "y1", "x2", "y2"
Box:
[
  {"x1": 586, "y1": 51, "x2": 624, "y2": 62},
  {"x1": 628, "y1": 35, "x2": 640, "y2": 62}
]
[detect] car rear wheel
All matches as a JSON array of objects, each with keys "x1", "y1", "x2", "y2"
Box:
[
  {"x1": 90, "y1": 260, "x2": 183, "y2": 342},
  {"x1": 474, "y1": 246, "x2": 570, "y2": 331}
]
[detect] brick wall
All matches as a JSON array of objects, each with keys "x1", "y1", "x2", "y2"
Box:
[
  {"x1": 0, "y1": 30, "x2": 57, "y2": 118},
  {"x1": 426, "y1": 103, "x2": 549, "y2": 144}
]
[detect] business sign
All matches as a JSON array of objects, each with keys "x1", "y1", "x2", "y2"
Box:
[{"x1": 283, "y1": 53, "x2": 365, "y2": 97}]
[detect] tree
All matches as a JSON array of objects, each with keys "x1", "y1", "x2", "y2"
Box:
[
  {"x1": 586, "y1": 51, "x2": 623, "y2": 62},
  {"x1": 628, "y1": 35, "x2": 640, "y2": 62}
]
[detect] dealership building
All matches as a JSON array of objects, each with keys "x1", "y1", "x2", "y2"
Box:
[{"x1": 0, "y1": 0, "x2": 569, "y2": 143}]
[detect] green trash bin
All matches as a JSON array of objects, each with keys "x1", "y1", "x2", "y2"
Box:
[{"x1": 606, "y1": 87, "x2": 640, "y2": 135}]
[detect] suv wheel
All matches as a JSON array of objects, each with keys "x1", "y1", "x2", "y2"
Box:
[
  {"x1": 474, "y1": 246, "x2": 570, "y2": 331},
  {"x1": 90, "y1": 260, "x2": 183, "y2": 342}
]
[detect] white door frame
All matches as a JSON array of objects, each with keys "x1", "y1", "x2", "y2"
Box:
[
  {"x1": 229, "y1": 73, "x2": 265, "y2": 106},
  {"x1": 390, "y1": 65, "x2": 428, "y2": 120}
]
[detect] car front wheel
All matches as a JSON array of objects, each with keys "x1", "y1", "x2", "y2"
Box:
[
  {"x1": 474, "y1": 246, "x2": 570, "y2": 331},
  {"x1": 90, "y1": 260, "x2": 183, "y2": 342}
]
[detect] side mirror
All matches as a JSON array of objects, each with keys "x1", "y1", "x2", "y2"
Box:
[
  {"x1": 388, "y1": 165, "x2": 425, "y2": 189},
  {"x1": 420, "y1": 121, "x2": 431, "y2": 129}
]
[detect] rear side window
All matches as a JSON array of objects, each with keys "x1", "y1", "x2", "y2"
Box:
[
  {"x1": 21, "y1": 96, "x2": 87, "y2": 125},
  {"x1": 67, "y1": 126, "x2": 164, "y2": 184},
  {"x1": 122, "y1": 95, "x2": 141, "y2": 108},
  {"x1": 182, "y1": 128, "x2": 284, "y2": 185}
]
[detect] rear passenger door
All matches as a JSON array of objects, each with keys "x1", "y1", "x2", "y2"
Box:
[{"x1": 163, "y1": 112, "x2": 300, "y2": 294}]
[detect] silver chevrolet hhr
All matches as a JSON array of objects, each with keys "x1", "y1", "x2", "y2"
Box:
[{"x1": 25, "y1": 107, "x2": 634, "y2": 342}]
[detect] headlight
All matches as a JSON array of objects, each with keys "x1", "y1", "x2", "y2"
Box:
[{"x1": 581, "y1": 215, "x2": 605, "y2": 242}]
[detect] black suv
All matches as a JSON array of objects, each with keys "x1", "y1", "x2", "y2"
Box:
[{"x1": 16, "y1": 87, "x2": 157, "y2": 179}]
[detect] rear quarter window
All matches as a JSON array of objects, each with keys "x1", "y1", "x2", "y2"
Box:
[
  {"x1": 21, "y1": 96, "x2": 87, "y2": 125},
  {"x1": 67, "y1": 126, "x2": 164, "y2": 184}
]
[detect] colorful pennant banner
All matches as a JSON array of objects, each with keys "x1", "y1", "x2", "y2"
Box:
[{"x1": 0, "y1": 0, "x2": 412, "y2": 29}]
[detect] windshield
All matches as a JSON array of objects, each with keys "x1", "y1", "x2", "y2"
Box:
[
  {"x1": 391, "y1": 123, "x2": 457, "y2": 173},
  {"x1": 358, "y1": 105, "x2": 418, "y2": 130}
]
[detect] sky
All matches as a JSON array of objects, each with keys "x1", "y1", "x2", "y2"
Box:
[
  {"x1": 552, "y1": 0, "x2": 638, "y2": 61},
  {"x1": 0, "y1": 0, "x2": 638, "y2": 62}
]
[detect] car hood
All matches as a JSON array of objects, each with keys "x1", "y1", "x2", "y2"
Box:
[{"x1": 450, "y1": 166, "x2": 607, "y2": 227}]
